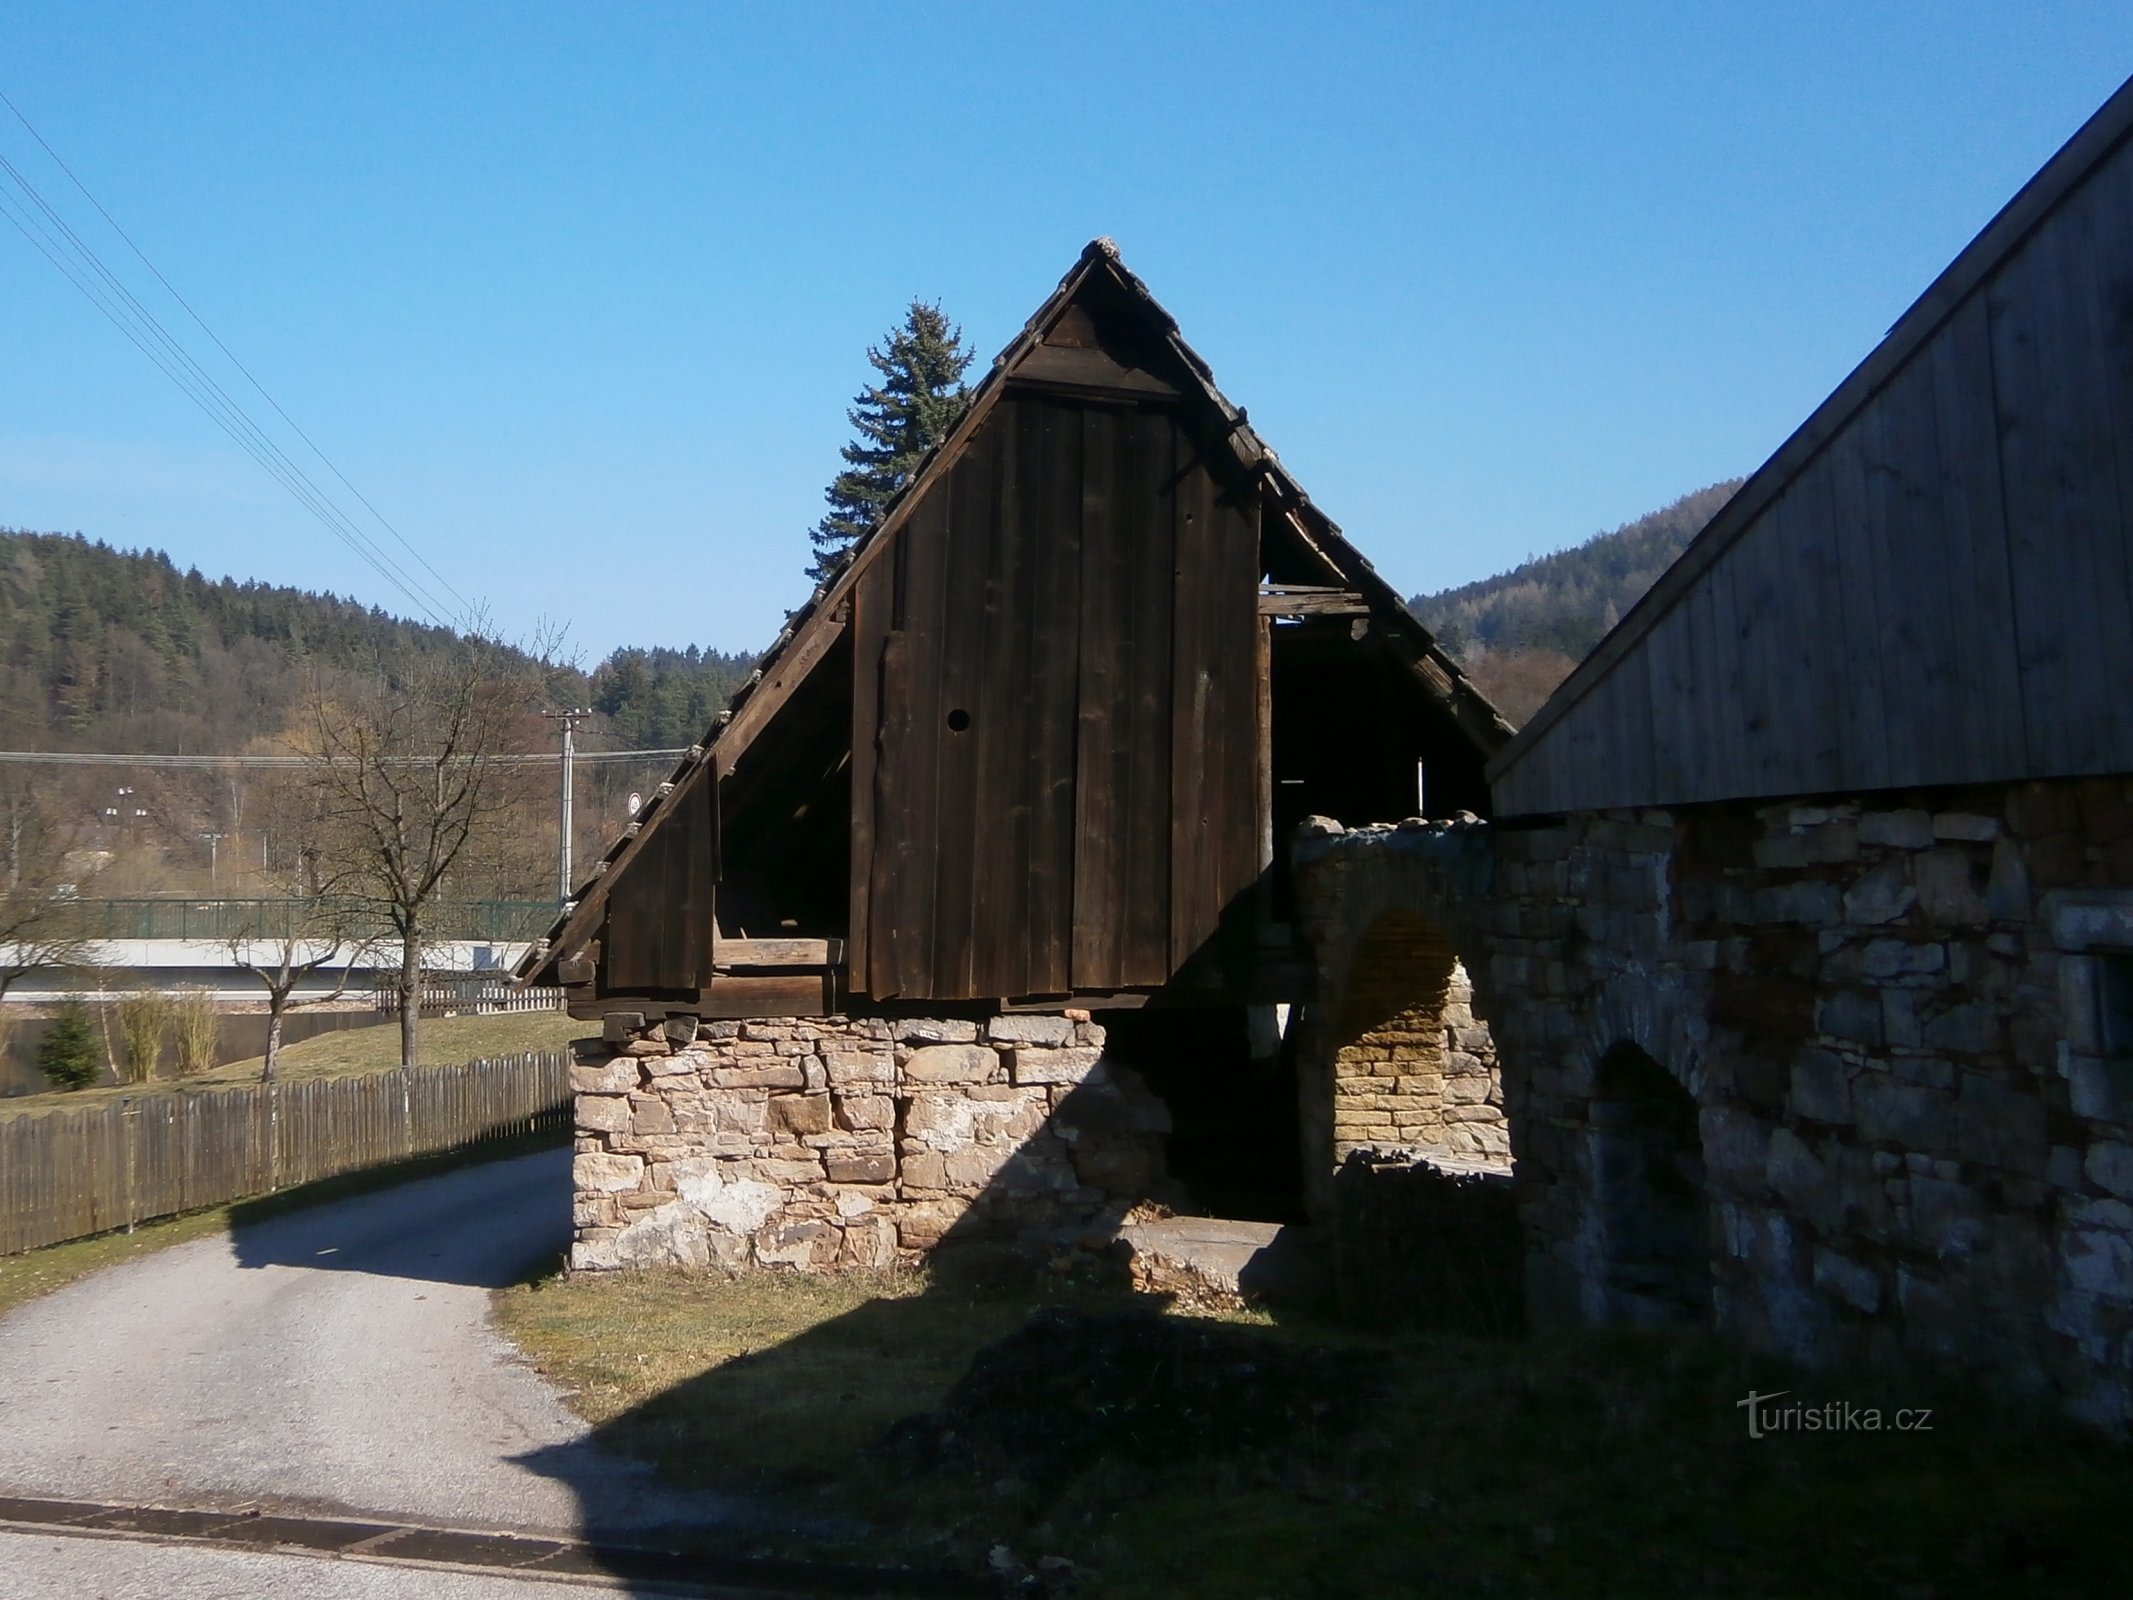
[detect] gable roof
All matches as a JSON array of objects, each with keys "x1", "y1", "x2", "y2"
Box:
[
  {"x1": 1488, "y1": 74, "x2": 2133, "y2": 816},
  {"x1": 518, "y1": 240, "x2": 1512, "y2": 982}
]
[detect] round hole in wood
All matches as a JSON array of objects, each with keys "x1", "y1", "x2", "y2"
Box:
[{"x1": 946, "y1": 708, "x2": 972, "y2": 733}]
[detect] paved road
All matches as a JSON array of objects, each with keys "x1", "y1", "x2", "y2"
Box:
[{"x1": 0, "y1": 1148, "x2": 732, "y2": 1541}]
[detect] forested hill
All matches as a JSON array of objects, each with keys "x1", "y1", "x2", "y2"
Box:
[
  {"x1": 1407, "y1": 480, "x2": 1742, "y2": 724},
  {"x1": 0, "y1": 529, "x2": 755, "y2": 751}
]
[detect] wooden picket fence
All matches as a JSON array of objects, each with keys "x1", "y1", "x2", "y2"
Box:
[
  {"x1": 372, "y1": 977, "x2": 566, "y2": 1018},
  {"x1": 0, "y1": 1050, "x2": 571, "y2": 1257}
]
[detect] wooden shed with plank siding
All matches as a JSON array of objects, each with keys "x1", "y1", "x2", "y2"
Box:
[
  {"x1": 1489, "y1": 75, "x2": 2133, "y2": 819},
  {"x1": 521, "y1": 240, "x2": 1510, "y2": 1020}
]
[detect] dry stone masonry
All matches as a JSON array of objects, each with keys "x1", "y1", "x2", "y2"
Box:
[
  {"x1": 1296, "y1": 780, "x2": 2133, "y2": 1433},
  {"x1": 569, "y1": 1012, "x2": 1171, "y2": 1272}
]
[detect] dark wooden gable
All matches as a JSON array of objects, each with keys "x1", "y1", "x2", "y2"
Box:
[
  {"x1": 847, "y1": 380, "x2": 1262, "y2": 1002},
  {"x1": 520, "y1": 241, "x2": 1512, "y2": 1017}
]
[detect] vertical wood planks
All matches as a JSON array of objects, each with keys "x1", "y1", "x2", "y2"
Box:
[
  {"x1": 1023, "y1": 398, "x2": 1084, "y2": 995},
  {"x1": 1168, "y1": 449, "x2": 1261, "y2": 975}
]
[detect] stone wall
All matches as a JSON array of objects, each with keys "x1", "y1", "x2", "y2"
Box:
[
  {"x1": 569, "y1": 1012, "x2": 1172, "y2": 1273},
  {"x1": 1295, "y1": 782, "x2": 2133, "y2": 1432},
  {"x1": 1331, "y1": 916, "x2": 1504, "y2": 1164}
]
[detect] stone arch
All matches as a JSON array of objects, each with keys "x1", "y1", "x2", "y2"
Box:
[{"x1": 1584, "y1": 1040, "x2": 1713, "y2": 1328}]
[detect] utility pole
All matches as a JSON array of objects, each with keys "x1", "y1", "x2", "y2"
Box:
[{"x1": 543, "y1": 709, "x2": 590, "y2": 907}]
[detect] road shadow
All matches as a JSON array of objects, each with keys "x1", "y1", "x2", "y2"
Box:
[{"x1": 228, "y1": 1141, "x2": 571, "y2": 1289}]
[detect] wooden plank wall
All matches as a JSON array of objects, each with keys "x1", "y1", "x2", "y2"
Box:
[
  {"x1": 856, "y1": 392, "x2": 1262, "y2": 1000},
  {"x1": 603, "y1": 764, "x2": 717, "y2": 992},
  {"x1": 0, "y1": 1051, "x2": 570, "y2": 1257},
  {"x1": 1495, "y1": 131, "x2": 2133, "y2": 816}
]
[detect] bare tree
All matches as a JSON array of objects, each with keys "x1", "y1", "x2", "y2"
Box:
[
  {"x1": 299, "y1": 635, "x2": 544, "y2": 1070},
  {"x1": 0, "y1": 775, "x2": 92, "y2": 1004},
  {"x1": 224, "y1": 769, "x2": 377, "y2": 1081}
]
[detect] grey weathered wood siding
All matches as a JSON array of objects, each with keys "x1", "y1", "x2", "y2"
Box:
[{"x1": 1491, "y1": 90, "x2": 2133, "y2": 817}]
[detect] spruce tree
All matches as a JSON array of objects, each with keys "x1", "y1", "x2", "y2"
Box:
[
  {"x1": 807, "y1": 301, "x2": 974, "y2": 582},
  {"x1": 38, "y1": 1002, "x2": 100, "y2": 1091}
]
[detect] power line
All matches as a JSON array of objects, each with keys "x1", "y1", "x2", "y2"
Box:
[
  {"x1": 0, "y1": 748, "x2": 688, "y2": 769},
  {"x1": 0, "y1": 90, "x2": 472, "y2": 627},
  {"x1": 0, "y1": 180, "x2": 454, "y2": 627},
  {"x1": 0, "y1": 88, "x2": 476, "y2": 623}
]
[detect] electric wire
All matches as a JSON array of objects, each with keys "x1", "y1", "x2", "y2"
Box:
[
  {"x1": 0, "y1": 95, "x2": 465, "y2": 626},
  {"x1": 0, "y1": 87, "x2": 476, "y2": 623},
  {"x1": 0, "y1": 181, "x2": 453, "y2": 627}
]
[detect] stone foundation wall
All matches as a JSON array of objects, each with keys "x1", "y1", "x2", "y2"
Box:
[
  {"x1": 1332, "y1": 932, "x2": 1504, "y2": 1163},
  {"x1": 1296, "y1": 782, "x2": 2133, "y2": 1432},
  {"x1": 569, "y1": 1012, "x2": 1171, "y2": 1273}
]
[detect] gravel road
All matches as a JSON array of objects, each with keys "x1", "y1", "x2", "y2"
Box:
[{"x1": 0, "y1": 1147, "x2": 731, "y2": 1539}]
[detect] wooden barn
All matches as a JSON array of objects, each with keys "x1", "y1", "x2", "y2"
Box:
[{"x1": 522, "y1": 240, "x2": 1509, "y2": 1026}]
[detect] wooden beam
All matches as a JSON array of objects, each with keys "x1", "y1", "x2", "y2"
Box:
[
  {"x1": 1259, "y1": 586, "x2": 1369, "y2": 616},
  {"x1": 1009, "y1": 341, "x2": 1180, "y2": 398},
  {"x1": 717, "y1": 615, "x2": 849, "y2": 779},
  {"x1": 712, "y1": 937, "x2": 845, "y2": 970},
  {"x1": 568, "y1": 971, "x2": 846, "y2": 1024}
]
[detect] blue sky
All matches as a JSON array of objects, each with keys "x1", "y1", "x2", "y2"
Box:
[{"x1": 3, "y1": 4, "x2": 2130, "y2": 666}]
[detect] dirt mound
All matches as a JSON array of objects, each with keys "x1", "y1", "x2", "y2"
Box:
[{"x1": 877, "y1": 1306, "x2": 1378, "y2": 1497}]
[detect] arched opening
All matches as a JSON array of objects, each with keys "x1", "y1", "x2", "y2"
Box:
[
  {"x1": 1589, "y1": 1043, "x2": 1712, "y2": 1327},
  {"x1": 1327, "y1": 911, "x2": 1505, "y2": 1171}
]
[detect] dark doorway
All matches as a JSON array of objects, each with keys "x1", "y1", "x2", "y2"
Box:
[
  {"x1": 1102, "y1": 1006, "x2": 1305, "y2": 1224},
  {"x1": 1590, "y1": 1044, "x2": 1712, "y2": 1327}
]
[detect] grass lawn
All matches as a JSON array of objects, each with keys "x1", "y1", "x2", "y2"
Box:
[
  {"x1": 0, "y1": 1010, "x2": 584, "y2": 1122},
  {"x1": 496, "y1": 1265, "x2": 2133, "y2": 1599}
]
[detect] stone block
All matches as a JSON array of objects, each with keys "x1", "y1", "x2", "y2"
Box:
[
  {"x1": 1816, "y1": 989, "x2": 1883, "y2": 1047},
  {"x1": 1923, "y1": 1000, "x2": 1999, "y2": 1057},
  {"x1": 1766, "y1": 1127, "x2": 1843, "y2": 1233},
  {"x1": 822, "y1": 1048, "x2": 892, "y2": 1087},
  {"x1": 901, "y1": 1151, "x2": 948, "y2": 1191},
  {"x1": 825, "y1": 1149, "x2": 896, "y2": 1185},
  {"x1": 573, "y1": 1151, "x2": 644, "y2": 1193},
  {"x1": 1011, "y1": 1045, "x2": 1106, "y2": 1086},
  {"x1": 898, "y1": 1019, "x2": 980, "y2": 1044},
  {"x1": 1791, "y1": 1048, "x2": 1850, "y2": 1123},
  {"x1": 769, "y1": 1093, "x2": 832, "y2": 1135},
  {"x1": 756, "y1": 1220, "x2": 841, "y2": 1270},
  {"x1": 569, "y1": 1058, "x2": 638, "y2": 1094},
  {"x1": 710, "y1": 1064, "x2": 807, "y2": 1091},
  {"x1": 575, "y1": 1094, "x2": 632, "y2": 1134},
  {"x1": 1933, "y1": 812, "x2": 2001, "y2": 842},
  {"x1": 1854, "y1": 1073, "x2": 1952, "y2": 1151},
  {"x1": 2086, "y1": 1141, "x2": 2133, "y2": 1201},
  {"x1": 903, "y1": 1091, "x2": 979, "y2": 1148},
  {"x1": 1915, "y1": 850, "x2": 1990, "y2": 924},
  {"x1": 944, "y1": 1144, "x2": 1015, "y2": 1189},
  {"x1": 986, "y1": 1014, "x2": 1076, "y2": 1046},
  {"x1": 1985, "y1": 839, "x2": 2032, "y2": 920},
  {"x1": 1859, "y1": 809, "x2": 1934, "y2": 850},
  {"x1": 630, "y1": 1095, "x2": 675, "y2": 1135},
  {"x1": 904, "y1": 1044, "x2": 998, "y2": 1084},
  {"x1": 1812, "y1": 1247, "x2": 1882, "y2": 1313},
  {"x1": 1843, "y1": 860, "x2": 1917, "y2": 925},
  {"x1": 1863, "y1": 939, "x2": 1945, "y2": 979},
  {"x1": 833, "y1": 1092, "x2": 894, "y2": 1131}
]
